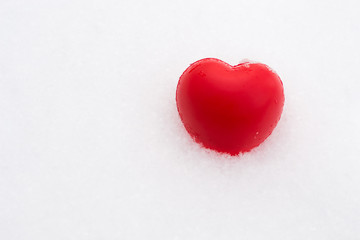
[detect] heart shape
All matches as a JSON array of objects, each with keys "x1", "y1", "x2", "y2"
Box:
[{"x1": 176, "y1": 58, "x2": 285, "y2": 155}]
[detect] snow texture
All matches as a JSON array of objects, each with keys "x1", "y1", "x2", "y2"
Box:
[{"x1": 1, "y1": 0, "x2": 360, "y2": 239}]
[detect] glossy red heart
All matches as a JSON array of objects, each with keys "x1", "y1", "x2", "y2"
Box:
[{"x1": 176, "y1": 58, "x2": 284, "y2": 155}]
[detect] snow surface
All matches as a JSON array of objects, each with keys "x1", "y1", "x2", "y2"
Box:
[{"x1": 1, "y1": 0, "x2": 360, "y2": 239}]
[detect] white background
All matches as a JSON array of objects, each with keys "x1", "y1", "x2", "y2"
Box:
[{"x1": 1, "y1": 0, "x2": 360, "y2": 239}]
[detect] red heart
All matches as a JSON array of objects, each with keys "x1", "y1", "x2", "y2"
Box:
[{"x1": 176, "y1": 58, "x2": 284, "y2": 155}]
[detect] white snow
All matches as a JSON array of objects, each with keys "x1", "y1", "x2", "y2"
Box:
[{"x1": 1, "y1": 0, "x2": 360, "y2": 239}]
